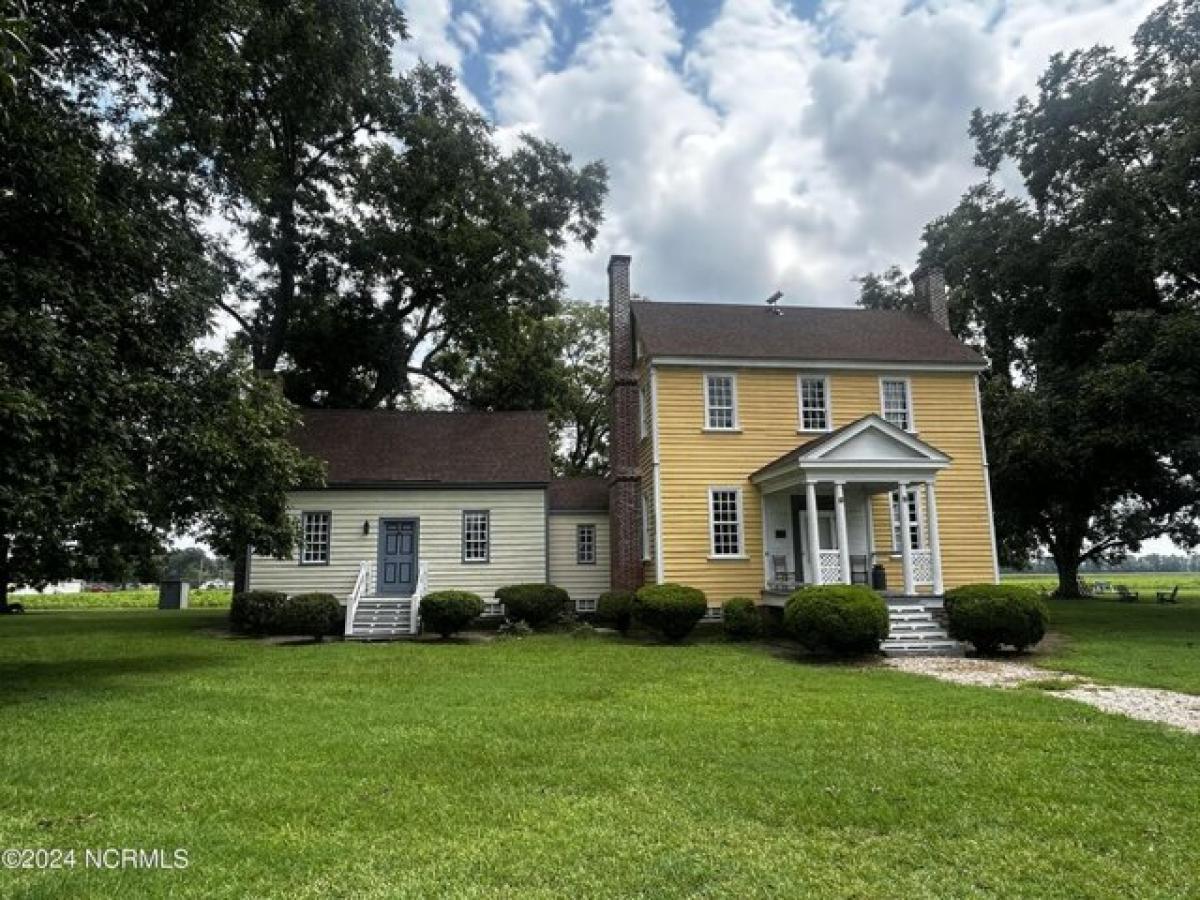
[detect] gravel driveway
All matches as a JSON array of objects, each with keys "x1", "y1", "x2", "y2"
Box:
[{"x1": 884, "y1": 656, "x2": 1200, "y2": 735}]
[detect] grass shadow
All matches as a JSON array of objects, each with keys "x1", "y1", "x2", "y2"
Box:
[{"x1": 0, "y1": 654, "x2": 226, "y2": 705}]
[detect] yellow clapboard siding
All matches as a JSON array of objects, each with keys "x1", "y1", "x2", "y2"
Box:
[{"x1": 649, "y1": 366, "x2": 996, "y2": 603}]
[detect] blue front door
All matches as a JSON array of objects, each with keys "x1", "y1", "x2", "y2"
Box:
[{"x1": 378, "y1": 518, "x2": 419, "y2": 596}]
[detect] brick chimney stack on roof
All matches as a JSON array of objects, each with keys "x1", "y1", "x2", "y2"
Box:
[
  {"x1": 911, "y1": 266, "x2": 950, "y2": 331},
  {"x1": 606, "y1": 254, "x2": 644, "y2": 592}
]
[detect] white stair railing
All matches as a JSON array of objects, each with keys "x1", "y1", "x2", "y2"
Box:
[
  {"x1": 410, "y1": 562, "x2": 429, "y2": 635},
  {"x1": 345, "y1": 560, "x2": 370, "y2": 637}
]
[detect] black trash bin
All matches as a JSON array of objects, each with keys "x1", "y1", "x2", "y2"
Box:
[
  {"x1": 871, "y1": 564, "x2": 887, "y2": 592},
  {"x1": 158, "y1": 579, "x2": 190, "y2": 610}
]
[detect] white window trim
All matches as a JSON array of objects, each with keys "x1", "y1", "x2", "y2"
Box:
[
  {"x1": 702, "y1": 371, "x2": 740, "y2": 432},
  {"x1": 707, "y1": 486, "x2": 747, "y2": 559},
  {"x1": 576, "y1": 523, "x2": 597, "y2": 566},
  {"x1": 879, "y1": 376, "x2": 916, "y2": 432},
  {"x1": 797, "y1": 374, "x2": 833, "y2": 433},
  {"x1": 461, "y1": 510, "x2": 490, "y2": 563},
  {"x1": 888, "y1": 489, "x2": 925, "y2": 553},
  {"x1": 299, "y1": 511, "x2": 331, "y2": 566}
]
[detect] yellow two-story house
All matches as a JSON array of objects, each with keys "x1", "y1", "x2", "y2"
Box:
[{"x1": 606, "y1": 254, "x2": 999, "y2": 612}]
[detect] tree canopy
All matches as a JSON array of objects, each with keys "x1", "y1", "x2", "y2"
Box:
[
  {"x1": 2, "y1": 0, "x2": 608, "y2": 604},
  {"x1": 859, "y1": 0, "x2": 1200, "y2": 595},
  {"x1": 0, "y1": 2, "x2": 320, "y2": 606}
]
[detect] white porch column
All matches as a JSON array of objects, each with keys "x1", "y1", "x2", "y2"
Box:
[
  {"x1": 925, "y1": 479, "x2": 945, "y2": 595},
  {"x1": 805, "y1": 481, "x2": 822, "y2": 584},
  {"x1": 898, "y1": 481, "x2": 916, "y2": 595},
  {"x1": 834, "y1": 481, "x2": 851, "y2": 585}
]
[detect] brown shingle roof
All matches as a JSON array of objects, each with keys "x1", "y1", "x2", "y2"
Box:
[
  {"x1": 632, "y1": 301, "x2": 984, "y2": 366},
  {"x1": 294, "y1": 409, "x2": 551, "y2": 485},
  {"x1": 547, "y1": 476, "x2": 609, "y2": 511}
]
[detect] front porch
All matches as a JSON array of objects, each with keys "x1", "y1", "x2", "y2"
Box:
[{"x1": 750, "y1": 415, "x2": 949, "y2": 602}]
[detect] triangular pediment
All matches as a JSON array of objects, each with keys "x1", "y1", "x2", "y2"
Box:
[{"x1": 800, "y1": 415, "x2": 948, "y2": 464}]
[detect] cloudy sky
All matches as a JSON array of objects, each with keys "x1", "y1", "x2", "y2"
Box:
[{"x1": 395, "y1": 0, "x2": 1155, "y2": 307}]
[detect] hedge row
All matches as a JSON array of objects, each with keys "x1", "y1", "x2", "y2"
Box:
[{"x1": 229, "y1": 591, "x2": 341, "y2": 640}]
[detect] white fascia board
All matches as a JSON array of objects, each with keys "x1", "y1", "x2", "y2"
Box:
[{"x1": 649, "y1": 356, "x2": 986, "y2": 373}]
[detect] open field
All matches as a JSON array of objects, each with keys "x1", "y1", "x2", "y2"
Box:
[
  {"x1": 10, "y1": 589, "x2": 232, "y2": 610},
  {"x1": 0, "y1": 609, "x2": 1197, "y2": 899},
  {"x1": 1003, "y1": 571, "x2": 1200, "y2": 599}
]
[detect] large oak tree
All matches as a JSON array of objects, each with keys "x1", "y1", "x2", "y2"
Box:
[{"x1": 860, "y1": 0, "x2": 1200, "y2": 596}]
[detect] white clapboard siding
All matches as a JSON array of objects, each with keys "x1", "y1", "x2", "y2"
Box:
[
  {"x1": 547, "y1": 513, "x2": 610, "y2": 606},
  {"x1": 249, "y1": 488, "x2": 547, "y2": 601}
]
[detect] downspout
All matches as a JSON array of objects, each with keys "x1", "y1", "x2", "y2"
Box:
[
  {"x1": 650, "y1": 364, "x2": 665, "y2": 585},
  {"x1": 974, "y1": 378, "x2": 1001, "y2": 583}
]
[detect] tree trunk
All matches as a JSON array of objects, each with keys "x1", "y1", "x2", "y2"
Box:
[
  {"x1": 1055, "y1": 557, "x2": 1082, "y2": 599},
  {"x1": 0, "y1": 534, "x2": 11, "y2": 613},
  {"x1": 232, "y1": 549, "x2": 248, "y2": 596},
  {"x1": 253, "y1": 195, "x2": 299, "y2": 374}
]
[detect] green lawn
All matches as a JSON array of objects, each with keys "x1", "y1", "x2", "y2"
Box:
[
  {"x1": 1035, "y1": 597, "x2": 1200, "y2": 694},
  {"x1": 1, "y1": 611, "x2": 1198, "y2": 898},
  {"x1": 998, "y1": 572, "x2": 1200, "y2": 694}
]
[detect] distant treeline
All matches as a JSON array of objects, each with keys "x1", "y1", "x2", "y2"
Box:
[{"x1": 1006, "y1": 554, "x2": 1200, "y2": 574}]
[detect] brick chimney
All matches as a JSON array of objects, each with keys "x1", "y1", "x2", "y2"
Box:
[
  {"x1": 911, "y1": 266, "x2": 950, "y2": 331},
  {"x1": 607, "y1": 254, "x2": 643, "y2": 592}
]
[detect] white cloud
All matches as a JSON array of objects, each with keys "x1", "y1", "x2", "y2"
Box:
[{"x1": 400, "y1": 0, "x2": 1159, "y2": 305}]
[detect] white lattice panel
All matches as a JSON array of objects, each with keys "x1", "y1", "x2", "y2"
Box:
[
  {"x1": 911, "y1": 550, "x2": 934, "y2": 586},
  {"x1": 817, "y1": 550, "x2": 843, "y2": 584}
]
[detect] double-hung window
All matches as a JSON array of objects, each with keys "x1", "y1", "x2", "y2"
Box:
[
  {"x1": 462, "y1": 510, "x2": 490, "y2": 563},
  {"x1": 708, "y1": 487, "x2": 743, "y2": 557},
  {"x1": 881, "y1": 378, "x2": 913, "y2": 431},
  {"x1": 890, "y1": 490, "x2": 923, "y2": 551},
  {"x1": 300, "y1": 511, "x2": 331, "y2": 565},
  {"x1": 704, "y1": 373, "x2": 737, "y2": 430},
  {"x1": 798, "y1": 376, "x2": 831, "y2": 431},
  {"x1": 576, "y1": 523, "x2": 597, "y2": 565}
]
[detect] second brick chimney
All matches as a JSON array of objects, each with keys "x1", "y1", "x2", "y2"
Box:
[
  {"x1": 911, "y1": 266, "x2": 950, "y2": 331},
  {"x1": 607, "y1": 254, "x2": 644, "y2": 592}
]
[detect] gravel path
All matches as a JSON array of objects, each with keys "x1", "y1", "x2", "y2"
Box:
[{"x1": 884, "y1": 657, "x2": 1200, "y2": 735}]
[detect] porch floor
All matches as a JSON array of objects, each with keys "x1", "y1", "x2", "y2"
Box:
[{"x1": 759, "y1": 590, "x2": 944, "y2": 609}]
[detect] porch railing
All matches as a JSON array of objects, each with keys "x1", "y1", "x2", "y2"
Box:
[
  {"x1": 345, "y1": 560, "x2": 371, "y2": 637},
  {"x1": 410, "y1": 562, "x2": 429, "y2": 636}
]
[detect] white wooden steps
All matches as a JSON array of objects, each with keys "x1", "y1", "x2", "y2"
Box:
[
  {"x1": 348, "y1": 597, "x2": 416, "y2": 640},
  {"x1": 343, "y1": 560, "x2": 426, "y2": 641},
  {"x1": 881, "y1": 600, "x2": 960, "y2": 657}
]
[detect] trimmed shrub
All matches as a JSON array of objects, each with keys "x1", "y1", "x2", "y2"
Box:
[
  {"x1": 597, "y1": 590, "x2": 637, "y2": 634},
  {"x1": 783, "y1": 585, "x2": 889, "y2": 656},
  {"x1": 944, "y1": 584, "x2": 1048, "y2": 654},
  {"x1": 495, "y1": 584, "x2": 569, "y2": 629},
  {"x1": 280, "y1": 593, "x2": 341, "y2": 641},
  {"x1": 230, "y1": 590, "x2": 286, "y2": 635},
  {"x1": 635, "y1": 583, "x2": 707, "y2": 641},
  {"x1": 421, "y1": 590, "x2": 484, "y2": 638},
  {"x1": 722, "y1": 596, "x2": 762, "y2": 640},
  {"x1": 496, "y1": 619, "x2": 534, "y2": 639}
]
